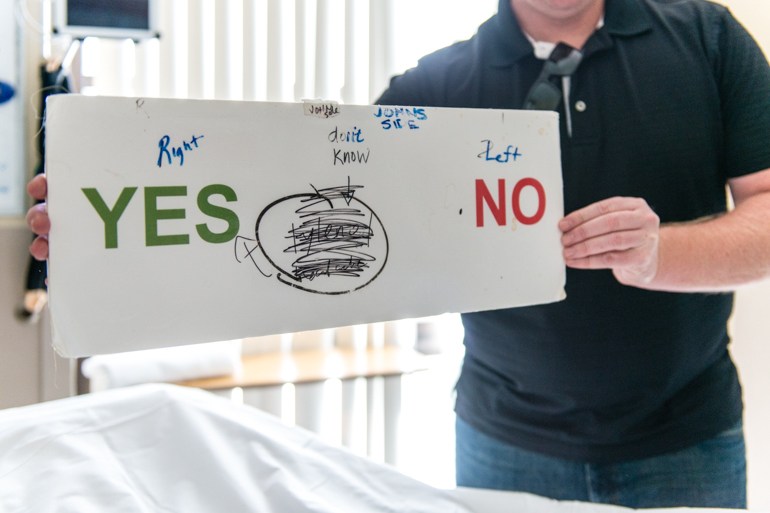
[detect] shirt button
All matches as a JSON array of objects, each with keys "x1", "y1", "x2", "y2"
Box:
[{"x1": 575, "y1": 100, "x2": 587, "y2": 112}]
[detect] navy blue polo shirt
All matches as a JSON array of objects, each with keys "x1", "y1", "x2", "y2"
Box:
[{"x1": 377, "y1": 0, "x2": 770, "y2": 462}]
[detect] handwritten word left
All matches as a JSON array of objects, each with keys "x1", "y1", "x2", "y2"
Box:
[
  {"x1": 157, "y1": 134, "x2": 204, "y2": 168},
  {"x1": 478, "y1": 139, "x2": 523, "y2": 164}
]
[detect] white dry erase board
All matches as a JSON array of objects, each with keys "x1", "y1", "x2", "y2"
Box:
[{"x1": 45, "y1": 95, "x2": 566, "y2": 357}]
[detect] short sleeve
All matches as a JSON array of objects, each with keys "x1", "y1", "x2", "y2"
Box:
[{"x1": 714, "y1": 8, "x2": 770, "y2": 178}]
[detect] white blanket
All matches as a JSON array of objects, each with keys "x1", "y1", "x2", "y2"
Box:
[
  {"x1": 0, "y1": 384, "x2": 469, "y2": 513},
  {"x1": 81, "y1": 340, "x2": 242, "y2": 390},
  {"x1": 0, "y1": 385, "x2": 746, "y2": 513}
]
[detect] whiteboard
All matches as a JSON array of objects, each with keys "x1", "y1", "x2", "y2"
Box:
[{"x1": 45, "y1": 95, "x2": 565, "y2": 357}]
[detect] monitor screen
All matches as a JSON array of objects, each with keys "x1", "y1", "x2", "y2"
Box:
[{"x1": 55, "y1": 0, "x2": 157, "y2": 39}]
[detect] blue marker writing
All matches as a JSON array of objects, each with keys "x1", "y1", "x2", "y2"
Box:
[
  {"x1": 478, "y1": 139, "x2": 523, "y2": 163},
  {"x1": 157, "y1": 134, "x2": 204, "y2": 167}
]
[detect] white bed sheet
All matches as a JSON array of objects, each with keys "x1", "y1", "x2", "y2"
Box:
[
  {"x1": 0, "y1": 384, "x2": 468, "y2": 513},
  {"x1": 0, "y1": 384, "x2": 750, "y2": 513}
]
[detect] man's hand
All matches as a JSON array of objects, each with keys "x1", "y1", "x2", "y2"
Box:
[
  {"x1": 26, "y1": 174, "x2": 50, "y2": 261},
  {"x1": 558, "y1": 197, "x2": 660, "y2": 287}
]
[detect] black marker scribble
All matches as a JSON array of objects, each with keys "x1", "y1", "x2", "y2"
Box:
[
  {"x1": 287, "y1": 184, "x2": 375, "y2": 281},
  {"x1": 233, "y1": 235, "x2": 272, "y2": 277},
  {"x1": 235, "y1": 179, "x2": 388, "y2": 295}
]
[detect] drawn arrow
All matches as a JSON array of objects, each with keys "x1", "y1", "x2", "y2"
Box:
[{"x1": 342, "y1": 176, "x2": 355, "y2": 205}]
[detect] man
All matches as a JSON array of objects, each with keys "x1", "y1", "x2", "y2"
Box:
[
  {"x1": 27, "y1": 0, "x2": 770, "y2": 508},
  {"x1": 374, "y1": 0, "x2": 770, "y2": 508}
]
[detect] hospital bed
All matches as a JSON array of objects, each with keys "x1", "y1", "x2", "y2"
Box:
[{"x1": 0, "y1": 384, "x2": 745, "y2": 513}]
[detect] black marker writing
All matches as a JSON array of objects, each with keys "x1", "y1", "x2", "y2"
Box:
[{"x1": 239, "y1": 179, "x2": 389, "y2": 295}]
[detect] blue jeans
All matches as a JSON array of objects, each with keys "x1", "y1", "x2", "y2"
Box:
[{"x1": 455, "y1": 417, "x2": 746, "y2": 509}]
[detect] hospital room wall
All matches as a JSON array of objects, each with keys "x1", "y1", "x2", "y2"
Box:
[
  {"x1": 0, "y1": 222, "x2": 44, "y2": 406},
  {"x1": 0, "y1": 0, "x2": 75, "y2": 410},
  {"x1": 0, "y1": 0, "x2": 769, "y2": 507}
]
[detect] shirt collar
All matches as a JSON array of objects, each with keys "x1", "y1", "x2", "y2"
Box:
[
  {"x1": 488, "y1": 0, "x2": 652, "y2": 66},
  {"x1": 526, "y1": 17, "x2": 604, "y2": 59}
]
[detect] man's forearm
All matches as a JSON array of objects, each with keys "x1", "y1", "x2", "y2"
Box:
[{"x1": 648, "y1": 192, "x2": 770, "y2": 292}]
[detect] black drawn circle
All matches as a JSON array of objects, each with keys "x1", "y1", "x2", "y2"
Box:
[{"x1": 255, "y1": 193, "x2": 389, "y2": 295}]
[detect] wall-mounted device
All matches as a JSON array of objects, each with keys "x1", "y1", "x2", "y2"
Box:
[{"x1": 54, "y1": 0, "x2": 158, "y2": 40}]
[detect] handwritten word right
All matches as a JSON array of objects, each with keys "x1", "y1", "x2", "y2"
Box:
[{"x1": 157, "y1": 134, "x2": 204, "y2": 168}]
